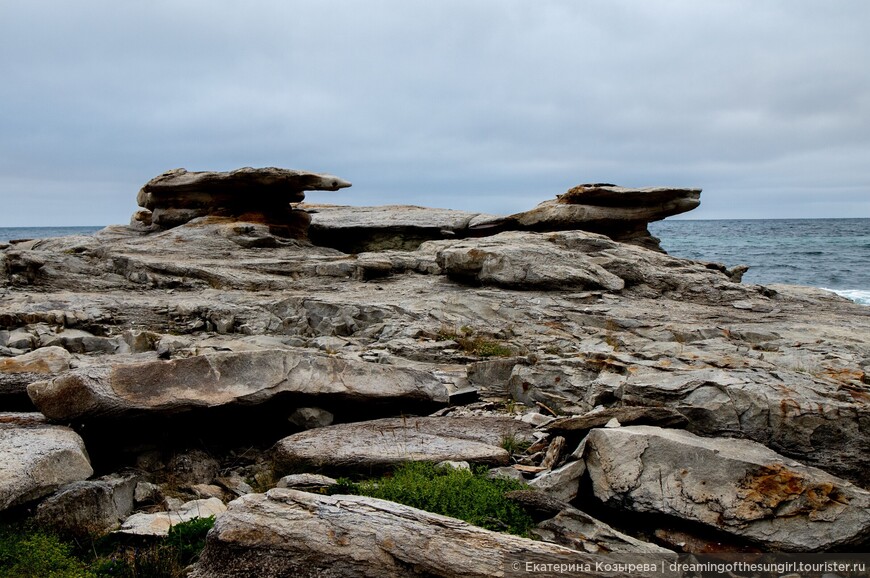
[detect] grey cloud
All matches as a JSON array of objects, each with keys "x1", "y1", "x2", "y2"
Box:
[{"x1": 1, "y1": 0, "x2": 868, "y2": 225}]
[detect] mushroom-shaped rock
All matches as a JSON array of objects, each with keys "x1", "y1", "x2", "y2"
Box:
[
  {"x1": 135, "y1": 167, "x2": 351, "y2": 236},
  {"x1": 473, "y1": 184, "x2": 701, "y2": 251}
]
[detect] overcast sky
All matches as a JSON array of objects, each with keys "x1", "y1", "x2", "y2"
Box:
[{"x1": 1, "y1": 1, "x2": 868, "y2": 226}]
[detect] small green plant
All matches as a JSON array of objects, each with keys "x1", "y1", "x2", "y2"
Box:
[
  {"x1": 329, "y1": 462, "x2": 534, "y2": 536},
  {"x1": 327, "y1": 477, "x2": 361, "y2": 495},
  {"x1": 436, "y1": 325, "x2": 514, "y2": 357},
  {"x1": 500, "y1": 434, "x2": 531, "y2": 456}
]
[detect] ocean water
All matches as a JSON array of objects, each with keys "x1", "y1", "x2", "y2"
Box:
[
  {"x1": 649, "y1": 218, "x2": 870, "y2": 306},
  {"x1": 0, "y1": 226, "x2": 103, "y2": 243}
]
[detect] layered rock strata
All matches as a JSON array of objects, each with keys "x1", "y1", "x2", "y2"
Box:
[{"x1": 27, "y1": 349, "x2": 447, "y2": 421}]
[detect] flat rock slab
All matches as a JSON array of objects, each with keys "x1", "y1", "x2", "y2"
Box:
[
  {"x1": 27, "y1": 349, "x2": 448, "y2": 421},
  {"x1": 507, "y1": 185, "x2": 700, "y2": 229},
  {"x1": 584, "y1": 425, "x2": 870, "y2": 551},
  {"x1": 0, "y1": 413, "x2": 93, "y2": 510},
  {"x1": 117, "y1": 497, "x2": 226, "y2": 537},
  {"x1": 305, "y1": 203, "x2": 499, "y2": 252},
  {"x1": 191, "y1": 489, "x2": 648, "y2": 578},
  {"x1": 273, "y1": 416, "x2": 533, "y2": 475}
]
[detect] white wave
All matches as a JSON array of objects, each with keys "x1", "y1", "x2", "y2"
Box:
[{"x1": 822, "y1": 288, "x2": 870, "y2": 306}]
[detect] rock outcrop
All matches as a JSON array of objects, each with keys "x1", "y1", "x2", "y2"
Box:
[
  {"x1": 191, "y1": 489, "x2": 647, "y2": 578},
  {"x1": 584, "y1": 425, "x2": 870, "y2": 551},
  {"x1": 3, "y1": 168, "x2": 870, "y2": 567},
  {"x1": 135, "y1": 167, "x2": 351, "y2": 237},
  {"x1": 0, "y1": 413, "x2": 93, "y2": 511},
  {"x1": 306, "y1": 204, "x2": 499, "y2": 252}
]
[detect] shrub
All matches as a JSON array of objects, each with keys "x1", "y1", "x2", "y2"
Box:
[
  {"x1": 0, "y1": 524, "x2": 96, "y2": 578},
  {"x1": 0, "y1": 515, "x2": 216, "y2": 578},
  {"x1": 330, "y1": 462, "x2": 534, "y2": 537}
]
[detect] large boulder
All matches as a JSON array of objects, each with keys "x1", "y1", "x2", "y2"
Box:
[
  {"x1": 27, "y1": 349, "x2": 447, "y2": 421},
  {"x1": 33, "y1": 473, "x2": 137, "y2": 537},
  {"x1": 136, "y1": 167, "x2": 351, "y2": 236},
  {"x1": 273, "y1": 416, "x2": 533, "y2": 475},
  {"x1": 191, "y1": 489, "x2": 648, "y2": 578},
  {"x1": 0, "y1": 413, "x2": 93, "y2": 510},
  {"x1": 434, "y1": 232, "x2": 626, "y2": 291},
  {"x1": 584, "y1": 425, "x2": 870, "y2": 551}
]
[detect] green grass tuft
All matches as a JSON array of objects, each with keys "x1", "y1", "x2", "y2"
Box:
[{"x1": 329, "y1": 462, "x2": 534, "y2": 536}]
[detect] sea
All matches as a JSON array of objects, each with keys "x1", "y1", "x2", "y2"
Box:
[
  {"x1": 649, "y1": 218, "x2": 870, "y2": 306},
  {"x1": 0, "y1": 221, "x2": 868, "y2": 306}
]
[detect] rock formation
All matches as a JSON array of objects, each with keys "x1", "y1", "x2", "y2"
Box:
[
  {"x1": 134, "y1": 167, "x2": 351, "y2": 237},
  {"x1": 28, "y1": 349, "x2": 447, "y2": 421},
  {"x1": 494, "y1": 184, "x2": 701, "y2": 250},
  {"x1": 2, "y1": 166, "x2": 870, "y2": 574},
  {"x1": 304, "y1": 183, "x2": 700, "y2": 252}
]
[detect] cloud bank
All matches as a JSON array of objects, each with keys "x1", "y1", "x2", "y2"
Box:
[{"x1": 1, "y1": 0, "x2": 868, "y2": 225}]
